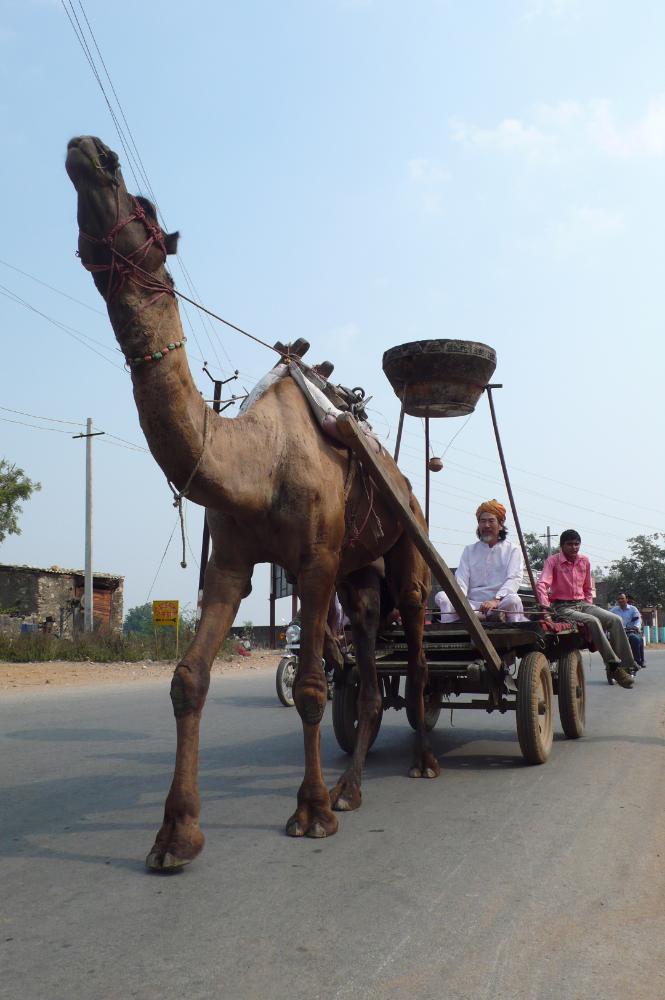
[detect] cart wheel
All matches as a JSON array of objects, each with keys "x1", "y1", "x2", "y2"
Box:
[
  {"x1": 558, "y1": 649, "x2": 585, "y2": 738},
  {"x1": 405, "y1": 677, "x2": 441, "y2": 732},
  {"x1": 516, "y1": 651, "x2": 554, "y2": 764},
  {"x1": 275, "y1": 656, "x2": 297, "y2": 707},
  {"x1": 332, "y1": 677, "x2": 383, "y2": 754}
]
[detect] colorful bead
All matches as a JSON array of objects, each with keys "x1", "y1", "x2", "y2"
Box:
[{"x1": 126, "y1": 337, "x2": 187, "y2": 368}]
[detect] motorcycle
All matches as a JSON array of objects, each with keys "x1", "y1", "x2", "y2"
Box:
[{"x1": 276, "y1": 618, "x2": 336, "y2": 707}]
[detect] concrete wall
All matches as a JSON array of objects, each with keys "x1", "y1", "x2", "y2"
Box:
[
  {"x1": 0, "y1": 565, "x2": 124, "y2": 635},
  {"x1": 0, "y1": 567, "x2": 40, "y2": 617}
]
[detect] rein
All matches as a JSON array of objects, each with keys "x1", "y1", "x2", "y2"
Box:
[{"x1": 76, "y1": 190, "x2": 175, "y2": 353}]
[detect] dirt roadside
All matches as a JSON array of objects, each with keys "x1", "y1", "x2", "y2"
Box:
[
  {"x1": 0, "y1": 648, "x2": 281, "y2": 691},
  {"x1": 2, "y1": 644, "x2": 661, "y2": 693}
]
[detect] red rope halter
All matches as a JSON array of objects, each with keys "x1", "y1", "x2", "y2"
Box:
[{"x1": 77, "y1": 193, "x2": 174, "y2": 308}]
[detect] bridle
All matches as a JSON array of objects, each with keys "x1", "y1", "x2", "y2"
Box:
[{"x1": 76, "y1": 170, "x2": 175, "y2": 355}]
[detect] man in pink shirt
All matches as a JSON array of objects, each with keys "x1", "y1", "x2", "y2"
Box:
[{"x1": 536, "y1": 529, "x2": 636, "y2": 689}]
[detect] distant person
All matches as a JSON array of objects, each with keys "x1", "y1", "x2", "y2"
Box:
[
  {"x1": 435, "y1": 500, "x2": 526, "y2": 623},
  {"x1": 610, "y1": 592, "x2": 645, "y2": 669},
  {"x1": 536, "y1": 529, "x2": 637, "y2": 689}
]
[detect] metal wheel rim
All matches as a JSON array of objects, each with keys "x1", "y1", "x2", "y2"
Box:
[{"x1": 283, "y1": 661, "x2": 296, "y2": 698}]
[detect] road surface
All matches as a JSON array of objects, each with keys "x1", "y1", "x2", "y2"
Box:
[{"x1": 1, "y1": 652, "x2": 664, "y2": 999}]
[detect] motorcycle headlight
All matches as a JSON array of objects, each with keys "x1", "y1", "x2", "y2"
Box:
[{"x1": 285, "y1": 623, "x2": 301, "y2": 645}]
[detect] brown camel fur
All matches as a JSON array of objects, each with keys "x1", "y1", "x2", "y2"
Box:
[{"x1": 66, "y1": 136, "x2": 436, "y2": 871}]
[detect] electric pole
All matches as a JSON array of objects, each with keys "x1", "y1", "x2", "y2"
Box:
[
  {"x1": 197, "y1": 366, "x2": 238, "y2": 620},
  {"x1": 72, "y1": 419, "x2": 105, "y2": 632},
  {"x1": 538, "y1": 526, "x2": 552, "y2": 555}
]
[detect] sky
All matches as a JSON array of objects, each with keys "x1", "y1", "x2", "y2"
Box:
[{"x1": 1, "y1": 0, "x2": 664, "y2": 626}]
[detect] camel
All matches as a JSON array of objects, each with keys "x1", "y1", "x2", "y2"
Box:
[{"x1": 66, "y1": 136, "x2": 436, "y2": 871}]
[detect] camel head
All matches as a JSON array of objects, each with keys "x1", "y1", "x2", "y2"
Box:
[{"x1": 66, "y1": 136, "x2": 179, "y2": 300}]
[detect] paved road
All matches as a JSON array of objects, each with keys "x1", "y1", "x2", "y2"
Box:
[{"x1": 2, "y1": 653, "x2": 665, "y2": 1000}]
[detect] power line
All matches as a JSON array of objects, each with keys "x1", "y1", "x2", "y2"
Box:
[
  {"x1": 145, "y1": 516, "x2": 180, "y2": 603},
  {"x1": 61, "y1": 0, "x2": 228, "y2": 375},
  {"x1": 0, "y1": 416, "x2": 73, "y2": 435},
  {"x1": 0, "y1": 258, "x2": 105, "y2": 315},
  {"x1": 0, "y1": 284, "x2": 124, "y2": 370},
  {"x1": 402, "y1": 425, "x2": 665, "y2": 520},
  {"x1": 397, "y1": 438, "x2": 662, "y2": 534},
  {"x1": 0, "y1": 406, "x2": 149, "y2": 453},
  {"x1": 102, "y1": 432, "x2": 149, "y2": 452},
  {"x1": 0, "y1": 405, "x2": 83, "y2": 427}
]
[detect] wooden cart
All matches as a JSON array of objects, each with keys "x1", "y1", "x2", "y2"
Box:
[
  {"x1": 331, "y1": 617, "x2": 588, "y2": 765},
  {"x1": 331, "y1": 338, "x2": 589, "y2": 765}
]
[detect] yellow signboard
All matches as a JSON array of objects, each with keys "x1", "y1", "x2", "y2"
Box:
[{"x1": 152, "y1": 600, "x2": 179, "y2": 627}]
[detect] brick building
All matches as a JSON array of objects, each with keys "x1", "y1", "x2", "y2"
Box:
[{"x1": 0, "y1": 564, "x2": 123, "y2": 636}]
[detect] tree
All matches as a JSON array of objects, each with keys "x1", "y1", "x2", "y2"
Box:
[
  {"x1": 523, "y1": 532, "x2": 553, "y2": 572},
  {"x1": 602, "y1": 534, "x2": 665, "y2": 607},
  {"x1": 0, "y1": 460, "x2": 41, "y2": 545},
  {"x1": 123, "y1": 602, "x2": 153, "y2": 634}
]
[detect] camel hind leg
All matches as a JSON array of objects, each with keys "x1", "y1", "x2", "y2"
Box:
[
  {"x1": 329, "y1": 562, "x2": 383, "y2": 812},
  {"x1": 146, "y1": 557, "x2": 252, "y2": 872},
  {"x1": 384, "y1": 512, "x2": 439, "y2": 780},
  {"x1": 286, "y1": 554, "x2": 340, "y2": 839}
]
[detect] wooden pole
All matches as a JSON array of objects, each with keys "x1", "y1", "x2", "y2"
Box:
[
  {"x1": 425, "y1": 415, "x2": 430, "y2": 526},
  {"x1": 393, "y1": 392, "x2": 407, "y2": 462},
  {"x1": 485, "y1": 385, "x2": 539, "y2": 597}
]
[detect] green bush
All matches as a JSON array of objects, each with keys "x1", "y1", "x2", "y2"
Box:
[{"x1": 0, "y1": 631, "x2": 238, "y2": 663}]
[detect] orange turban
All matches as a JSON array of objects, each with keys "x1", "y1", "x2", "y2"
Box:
[{"x1": 476, "y1": 499, "x2": 506, "y2": 522}]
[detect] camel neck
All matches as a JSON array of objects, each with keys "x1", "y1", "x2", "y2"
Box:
[{"x1": 106, "y1": 284, "x2": 214, "y2": 493}]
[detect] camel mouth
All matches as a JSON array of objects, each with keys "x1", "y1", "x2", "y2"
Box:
[{"x1": 66, "y1": 136, "x2": 120, "y2": 187}]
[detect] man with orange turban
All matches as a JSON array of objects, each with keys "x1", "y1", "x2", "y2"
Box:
[{"x1": 435, "y1": 499, "x2": 526, "y2": 623}]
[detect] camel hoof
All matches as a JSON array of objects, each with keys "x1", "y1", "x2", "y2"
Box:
[
  {"x1": 286, "y1": 816, "x2": 305, "y2": 838},
  {"x1": 306, "y1": 822, "x2": 328, "y2": 839},
  {"x1": 145, "y1": 849, "x2": 191, "y2": 873},
  {"x1": 409, "y1": 760, "x2": 440, "y2": 779},
  {"x1": 332, "y1": 796, "x2": 354, "y2": 812}
]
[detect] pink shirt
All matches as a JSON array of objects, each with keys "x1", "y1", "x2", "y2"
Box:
[{"x1": 536, "y1": 552, "x2": 593, "y2": 607}]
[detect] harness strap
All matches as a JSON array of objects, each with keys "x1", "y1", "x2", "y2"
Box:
[{"x1": 167, "y1": 405, "x2": 210, "y2": 568}]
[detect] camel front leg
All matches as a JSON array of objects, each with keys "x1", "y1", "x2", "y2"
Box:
[
  {"x1": 329, "y1": 565, "x2": 383, "y2": 812},
  {"x1": 286, "y1": 560, "x2": 339, "y2": 839},
  {"x1": 146, "y1": 559, "x2": 251, "y2": 871}
]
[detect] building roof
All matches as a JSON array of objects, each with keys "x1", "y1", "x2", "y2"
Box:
[{"x1": 0, "y1": 563, "x2": 123, "y2": 582}]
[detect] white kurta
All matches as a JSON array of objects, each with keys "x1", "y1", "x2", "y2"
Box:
[{"x1": 454, "y1": 538, "x2": 523, "y2": 603}]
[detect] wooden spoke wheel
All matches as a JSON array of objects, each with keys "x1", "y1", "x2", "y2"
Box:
[
  {"x1": 332, "y1": 676, "x2": 383, "y2": 755},
  {"x1": 516, "y1": 651, "x2": 554, "y2": 765},
  {"x1": 405, "y1": 677, "x2": 441, "y2": 732},
  {"x1": 557, "y1": 649, "x2": 586, "y2": 739}
]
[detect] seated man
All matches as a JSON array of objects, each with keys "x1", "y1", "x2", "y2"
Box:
[
  {"x1": 536, "y1": 529, "x2": 637, "y2": 689},
  {"x1": 435, "y1": 500, "x2": 526, "y2": 623},
  {"x1": 609, "y1": 592, "x2": 645, "y2": 669}
]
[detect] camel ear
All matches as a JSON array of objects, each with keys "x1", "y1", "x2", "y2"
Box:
[{"x1": 164, "y1": 230, "x2": 180, "y2": 255}]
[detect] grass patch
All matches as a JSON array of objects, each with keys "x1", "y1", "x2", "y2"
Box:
[{"x1": 0, "y1": 631, "x2": 239, "y2": 663}]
